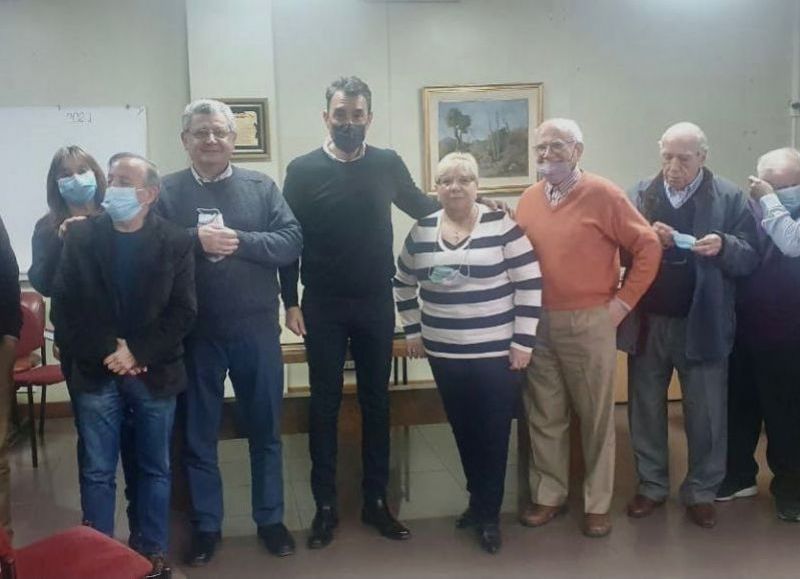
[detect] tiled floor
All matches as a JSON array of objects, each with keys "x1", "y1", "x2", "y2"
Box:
[{"x1": 9, "y1": 403, "x2": 800, "y2": 578}]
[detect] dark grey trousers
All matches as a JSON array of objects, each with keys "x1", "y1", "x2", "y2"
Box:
[{"x1": 627, "y1": 315, "x2": 728, "y2": 505}]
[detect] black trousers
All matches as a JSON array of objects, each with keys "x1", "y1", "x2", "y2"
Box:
[
  {"x1": 726, "y1": 339, "x2": 800, "y2": 505},
  {"x1": 302, "y1": 289, "x2": 395, "y2": 506},
  {"x1": 428, "y1": 355, "x2": 521, "y2": 524}
]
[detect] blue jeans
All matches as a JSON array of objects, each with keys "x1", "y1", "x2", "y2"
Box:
[
  {"x1": 184, "y1": 325, "x2": 285, "y2": 532},
  {"x1": 75, "y1": 376, "x2": 176, "y2": 555}
]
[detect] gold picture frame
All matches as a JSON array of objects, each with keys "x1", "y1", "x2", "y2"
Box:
[
  {"x1": 218, "y1": 98, "x2": 270, "y2": 161},
  {"x1": 422, "y1": 83, "x2": 543, "y2": 195}
]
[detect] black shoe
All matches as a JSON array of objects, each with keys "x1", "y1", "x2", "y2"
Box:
[
  {"x1": 455, "y1": 507, "x2": 480, "y2": 529},
  {"x1": 477, "y1": 523, "x2": 502, "y2": 554},
  {"x1": 185, "y1": 531, "x2": 221, "y2": 567},
  {"x1": 258, "y1": 523, "x2": 296, "y2": 557},
  {"x1": 715, "y1": 478, "x2": 758, "y2": 502},
  {"x1": 308, "y1": 505, "x2": 339, "y2": 549},
  {"x1": 361, "y1": 498, "x2": 411, "y2": 540},
  {"x1": 144, "y1": 554, "x2": 172, "y2": 578},
  {"x1": 776, "y1": 500, "x2": 800, "y2": 522}
]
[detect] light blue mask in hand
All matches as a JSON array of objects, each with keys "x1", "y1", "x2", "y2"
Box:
[{"x1": 671, "y1": 231, "x2": 697, "y2": 250}]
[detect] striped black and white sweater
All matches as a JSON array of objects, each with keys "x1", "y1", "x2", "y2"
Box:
[{"x1": 394, "y1": 206, "x2": 542, "y2": 359}]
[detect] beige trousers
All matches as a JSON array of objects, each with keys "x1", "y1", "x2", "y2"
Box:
[{"x1": 523, "y1": 306, "x2": 617, "y2": 514}]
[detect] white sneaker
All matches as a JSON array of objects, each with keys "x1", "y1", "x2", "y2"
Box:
[{"x1": 715, "y1": 484, "x2": 758, "y2": 502}]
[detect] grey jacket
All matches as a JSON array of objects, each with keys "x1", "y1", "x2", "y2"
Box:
[{"x1": 618, "y1": 168, "x2": 759, "y2": 361}]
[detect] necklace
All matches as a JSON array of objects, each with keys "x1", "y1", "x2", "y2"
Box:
[{"x1": 442, "y1": 205, "x2": 478, "y2": 244}]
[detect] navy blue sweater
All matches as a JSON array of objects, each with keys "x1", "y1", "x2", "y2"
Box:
[{"x1": 158, "y1": 167, "x2": 302, "y2": 335}]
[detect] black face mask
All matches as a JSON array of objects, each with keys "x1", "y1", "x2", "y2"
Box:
[{"x1": 331, "y1": 123, "x2": 366, "y2": 154}]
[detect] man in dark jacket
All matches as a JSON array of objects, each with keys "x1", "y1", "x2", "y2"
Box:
[
  {"x1": 717, "y1": 147, "x2": 800, "y2": 522},
  {"x1": 54, "y1": 153, "x2": 196, "y2": 574},
  {"x1": 621, "y1": 122, "x2": 759, "y2": 529},
  {"x1": 0, "y1": 216, "x2": 21, "y2": 537},
  {"x1": 158, "y1": 99, "x2": 303, "y2": 564}
]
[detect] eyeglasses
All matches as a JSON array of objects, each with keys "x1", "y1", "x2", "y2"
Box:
[
  {"x1": 188, "y1": 128, "x2": 232, "y2": 141},
  {"x1": 534, "y1": 139, "x2": 575, "y2": 155},
  {"x1": 436, "y1": 176, "x2": 475, "y2": 188}
]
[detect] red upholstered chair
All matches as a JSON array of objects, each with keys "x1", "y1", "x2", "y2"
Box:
[
  {"x1": 0, "y1": 526, "x2": 155, "y2": 578},
  {"x1": 13, "y1": 292, "x2": 66, "y2": 468}
]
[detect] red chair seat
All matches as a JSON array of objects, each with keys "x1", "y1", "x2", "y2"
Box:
[
  {"x1": 13, "y1": 364, "x2": 64, "y2": 386},
  {"x1": 14, "y1": 526, "x2": 152, "y2": 579}
]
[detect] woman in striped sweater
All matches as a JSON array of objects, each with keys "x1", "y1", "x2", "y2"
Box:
[{"x1": 393, "y1": 152, "x2": 542, "y2": 554}]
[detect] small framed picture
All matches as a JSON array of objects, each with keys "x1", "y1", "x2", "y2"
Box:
[
  {"x1": 422, "y1": 83, "x2": 543, "y2": 194},
  {"x1": 218, "y1": 98, "x2": 270, "y2": 161}
]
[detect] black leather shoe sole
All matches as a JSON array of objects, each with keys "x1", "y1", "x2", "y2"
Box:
[{"x1": 361, "y1": 510, "x2": 411, "y2": 540}]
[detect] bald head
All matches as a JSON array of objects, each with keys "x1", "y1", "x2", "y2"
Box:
[
  {"x1": 535, "y1": 118, "x2": 584, "y2": 144},
  {"x1": 756, "y1": 147, "x2": 800, "y2": 189},
  {"x1": 659, "y1": 122, "x2": 708, "y2": 154},
  {"x1": 659, "y1": 122, "x2": 708, "y2": 191}
]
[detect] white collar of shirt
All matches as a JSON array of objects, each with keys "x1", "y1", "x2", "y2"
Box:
[
  {"x1": 664, "y1": 169, "x2": 704, "y2": 209},
  {"x1": 323, "y1": 137, "x2": 367, "y2": 163},
  {"x1": 191, "y1": 164, "x2": 233, "y2": 185}
]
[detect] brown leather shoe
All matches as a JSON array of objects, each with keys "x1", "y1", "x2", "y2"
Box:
[
  {"x1": 686, "y1": 503, "x2": 716, "y2": 528},
  {"x1": 582, "y1": 513, "x2": 612, "y2": 538},
  {"x1": 519, "y1": 503, "x2": 564, "y2": 527},
  {"x1": 626, "y1": 494, "x2": 666, "y2": 518}
]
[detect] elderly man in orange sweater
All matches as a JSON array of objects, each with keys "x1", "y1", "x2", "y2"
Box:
[{"x1": 516, "y1": 118, "x2": 661, "y2": 538}]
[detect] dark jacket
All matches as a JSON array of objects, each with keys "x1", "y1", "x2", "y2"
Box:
[
  {"x1": 0, "y1": 216, "x2": 21, "y2": 339},
  {"x1": 29, "y1": 214, "x2": 63, "y2": 297},
  {"x1": 619, "y1": 168, "x2": 759, "y2": 361},
  {"x1": 53, "y1": 212, "x2": 197, "y2": 397}
]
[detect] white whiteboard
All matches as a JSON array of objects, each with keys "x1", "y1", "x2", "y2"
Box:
[{"x1": 0, "y1": 106, "x2": 147, "y2": 274}]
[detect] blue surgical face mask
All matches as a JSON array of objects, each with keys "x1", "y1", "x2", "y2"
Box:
[
  {"x1": 776, "y1": 184, "x2": 800, "y2": 215},
  {"x1": 102, "y1": 186, "x2": 142, "y2": 223},
  {"x1": 57, "y1": 171, "x2": 97, "y2": 206},
  {"x1": 428, "y1": 265, "x2": 469, "y2": 287}
]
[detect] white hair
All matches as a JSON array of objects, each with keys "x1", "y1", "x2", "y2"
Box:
[
  {"x1": 536, "y1": 118, "x2": 584, "y2": 144},
  {"x1": 757, "y1": 147, "x2": 800, "y2": 180},
  {"x1": 181, "y1": 99, "x2": 236, "y2": 133},
  {"x1": 436, "y1": 152, "x2": 479, "y2": 184},
  {"x1": 659, "y1": 122, "x2": 709, "y2": 154}
]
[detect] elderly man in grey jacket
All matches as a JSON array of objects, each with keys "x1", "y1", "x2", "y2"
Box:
[{"x1": 620, "y1": 122, "x2": 759, "y2": 529}]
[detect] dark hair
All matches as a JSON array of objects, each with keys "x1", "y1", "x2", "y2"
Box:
[
  {"x1": 108, "y1": 152, "x2": 161, "y2": 188},
  {"x1": 45, "y1": 146, "x2": 107, "y2": 225},
  {"x1": 325, "y1": 76, "x2": 372, "y2": 113}
]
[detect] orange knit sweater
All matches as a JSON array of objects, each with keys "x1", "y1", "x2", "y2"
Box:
[{"x1": 515, "y1": 172, "x2": 661, "y2": 311}]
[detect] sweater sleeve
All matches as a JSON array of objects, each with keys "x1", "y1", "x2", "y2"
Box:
[
  {"x1": 389, "y1": 152, "x2": 440, "y2": 220},
  {"x1": 500, "y1": 216, "x2": 541, "y2": 352},
  {"x1": 609, "y1": 190, "x2": 662, "y2": 309},
  {"x1": 28, "y1": 216, "x2": 63, "y2": 297},
  {"x1": 393, "y1": 229, "x2": 422, "y2": 338},
  {"x1": 278, "y1": 159, "x2": 304, "y2": 309},
  {"x1": 233, "y1": 179, "x2": 303, "y2": 267},
  {"x1": 0, "y1": 217, "x2": 21, "y2": 339}
]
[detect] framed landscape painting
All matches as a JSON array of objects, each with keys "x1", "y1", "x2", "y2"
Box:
[{"x1": 422, "y1": 83, "x2": 543, "y2": 194}]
